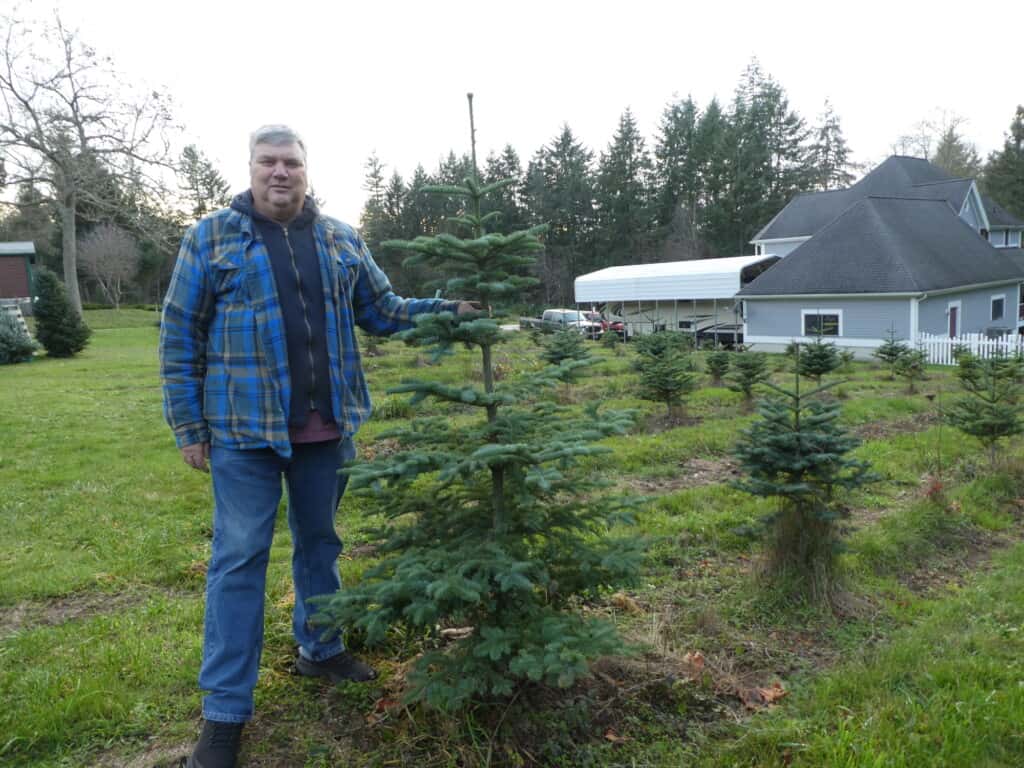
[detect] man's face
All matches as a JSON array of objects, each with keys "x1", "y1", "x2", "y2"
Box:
[{"x1": 250, "y1": 141, "x2": 307, "y2": 222}]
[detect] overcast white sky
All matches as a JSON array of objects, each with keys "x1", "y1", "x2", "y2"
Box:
[{"x1": 19, "y1": 0, "x2": 1024, "y2": 223}]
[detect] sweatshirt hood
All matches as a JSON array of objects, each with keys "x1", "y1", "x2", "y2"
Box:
[{"x1": 231, "y1": 190, "x2": 318, "y2": 228}]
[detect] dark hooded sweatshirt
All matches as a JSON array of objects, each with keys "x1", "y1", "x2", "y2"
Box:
[{"x1": 230, "y1": 191, "x2": 333, "y2": 430}]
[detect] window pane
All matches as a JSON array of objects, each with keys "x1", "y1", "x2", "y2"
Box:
[
  {"x1": 993, "y1": 298, "x2": 1005, "y2": 321},
  {"x1": 804, "y1": 313, "x2": 839, "y2": 336}
]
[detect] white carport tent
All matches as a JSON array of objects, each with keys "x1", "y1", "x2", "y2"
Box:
[{"x1": 573, "y1": 254, "x2": 777, "y2": 341}]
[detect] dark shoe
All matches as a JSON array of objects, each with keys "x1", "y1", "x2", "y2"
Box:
[
  {"x1": 182, "y1": 719, "x2": 244, "y2": 768},
  {"x1": 296, "y1": 650, "x2": 377, "y2": 683}
]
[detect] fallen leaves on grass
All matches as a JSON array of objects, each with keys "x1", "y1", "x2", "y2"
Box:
[
  {"x1": 610, "y1": 591, "x2": 643, "y2": 614},
  {"x1": 681, "y1": 651, "x2": 705, "y2": 676},
  {"x1": 604, "y1": 727, "x2": 629, "y2": 744},
  {"x1": 738, "y1": 681, "x2": 788, "y2": 710}
]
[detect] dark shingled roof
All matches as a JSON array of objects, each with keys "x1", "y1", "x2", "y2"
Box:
[
  {"x1": 753, "y1": 156, "x2": 975, "y2": 242},
  {"x1": 739, "y1": 197, "x2": 1024, "y2": 297},
  {"x1": 983, "y1": 195, "x2": 1024, "y2": 228},
  {"x1": 1003, "y1": 248, "x2": 1024, "y2": 273}
]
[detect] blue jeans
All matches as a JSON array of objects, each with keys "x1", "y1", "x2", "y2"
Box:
[{"x1": 199, "y1": 438, "x2": 355, "y2": 723}]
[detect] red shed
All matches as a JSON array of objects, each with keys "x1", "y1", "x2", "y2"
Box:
[{"x1": 0, "y1": 242, "x2": 35, "y2": 299}]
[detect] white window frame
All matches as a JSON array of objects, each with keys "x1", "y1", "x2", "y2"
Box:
[
  {"x1": 801, "y1": 308, "x2": 843, "y2": 337},
  {"x1": 991, "y1": 293, "x2": 1006, "y2": 322}
]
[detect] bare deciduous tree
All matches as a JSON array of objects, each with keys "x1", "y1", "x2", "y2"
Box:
[
  {"x1": 0, "y1": 9, "x2": 175, "y2": 315},
  {"x1": 78, "y1": 222, "x2": 139, "y2": 309}
]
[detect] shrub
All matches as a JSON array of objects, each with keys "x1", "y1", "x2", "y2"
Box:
[
  {"x1": 0, "y1": 312, "x2": 37, "y2": 364},
  {"x1": 33, "y1": 268, "x2": 91, "y2": 358}
]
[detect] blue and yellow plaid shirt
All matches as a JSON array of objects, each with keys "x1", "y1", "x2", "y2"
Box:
[{"x1": 159, "y1": 206, "x2": 451, "y2": 457}]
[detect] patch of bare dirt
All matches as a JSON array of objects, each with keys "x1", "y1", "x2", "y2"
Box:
[
  {"x1": 0, "y1": 588, "x2": 188, "y2": 636},
  {"x1": 897, "y1": 524, "x2": 1022, "y2": 596},
  {"x1": 853, "y1": 412, "x2": 939, "y2": 441},
  {"x1": 641, "y1": 412, "x2": 703, "y2": 434},
  {"x1": 88, "y1": 738, "x2": 194, "y2": 768},
  {"x1": 621, "y1": 457, "x2": 741, "y2": 495}
]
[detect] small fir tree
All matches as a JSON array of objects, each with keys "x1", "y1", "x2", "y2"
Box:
[
  {"x1": 33, "y1": 267, "x2": 91, "y2": 358},
  {"x1": 541, "y1": 326, "x2": 592, "y2": 399},
  {"x1": 837, "y1": 348, "x2": 856, "y2": 374},
  {"x1": 704, "y1": 349, "x2": 730, "y2": 386},
  {"x1": 600, "y1": 328, "x2": 622, "y2": 355},
  {"x1": 541, "y1": 326, "x2": 590, "y2": 366},
  {"x1": 872, "y1": 327, "x2": 909, "y2": 380},
  {"x1": 638, "y1": 348, "x2": 696, "y2": 421},
  {"x1": 893, "y1": 348, "x2": 928, "y2": 394},
  {"x1": 796, "y1": 336, "x2": 840, "y2": 385},
  {"x1": 0, "y1": 312, "x2": 37, "y2": 364},
  {"x1": 945, "y1": 354, "x2": 1023, "y2": 467},
  {"x1": 631, "y1": 330, "x2": 690, "y2": 371},
  {"x1": 314, "y1": 96, "x2": 640, "y2": 710},
  {"x1": 728, "y1": 350, "x2": 769, "y2": 408},
  {"x1": 732, "y1": 368, "x2": 876, "y2": 601}
]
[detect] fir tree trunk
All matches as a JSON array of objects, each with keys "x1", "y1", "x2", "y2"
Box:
[{"x1": 482, "y1": 343, "x2": 505, "y2": 530}]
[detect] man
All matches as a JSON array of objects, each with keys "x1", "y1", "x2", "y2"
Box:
[{"x1": 160, "y1": 124, "x2": 473, "y2": 768}]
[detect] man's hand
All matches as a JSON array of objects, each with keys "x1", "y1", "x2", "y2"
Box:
[
  {"x1": 455, "y1": 301, "x2": 482, "y2": 316},
  {"x1": 181, "y1": 442, "x2": 210, "y2": 473}
]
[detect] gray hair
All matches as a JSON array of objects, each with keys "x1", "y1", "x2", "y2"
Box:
[{"x1": 249, "y1": 124, "x2": 307, "y2": 161}]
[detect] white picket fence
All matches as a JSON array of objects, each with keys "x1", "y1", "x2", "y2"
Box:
[{"x1": 917, "y1": 332, "x2": 1024, "y2": 365}]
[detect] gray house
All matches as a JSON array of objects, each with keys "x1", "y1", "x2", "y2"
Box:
[{"x1": 739, "y1": 156, "x2": 1024, "y2": 354}]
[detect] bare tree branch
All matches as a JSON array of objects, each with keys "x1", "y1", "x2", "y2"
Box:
[{"x1": 0, "y1": 9, "x2": 178, "y2": 314}]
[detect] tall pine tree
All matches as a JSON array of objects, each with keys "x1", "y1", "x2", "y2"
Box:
[
  {"x1": 595, "y1": 109, "x2": 655, "y2": 268},
  {"x1": 806, "y1": 100, "x2": 854, "y2": 191},
  {"x1": 983, "y1": 106, "x2": 1024, "y2": 219}
]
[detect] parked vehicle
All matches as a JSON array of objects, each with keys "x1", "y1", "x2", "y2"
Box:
[
  {"x1": 582, "y1": 311, "x2": 626, "y2": 339},
  {"x1": 519, "y1": 308, "x2": 604, "y2": 338}
]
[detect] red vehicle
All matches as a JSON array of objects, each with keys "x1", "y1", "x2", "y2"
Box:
[{"x1": 582, "y1": 311, "x2": 626, "y2": 338}]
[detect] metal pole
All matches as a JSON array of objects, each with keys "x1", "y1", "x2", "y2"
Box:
[
  {"x1": 712, "y1": 297, "x2": 718, "y2": 348},
  {"x1": 692, "y1": 298, "x2": 697, "y2": 346}
]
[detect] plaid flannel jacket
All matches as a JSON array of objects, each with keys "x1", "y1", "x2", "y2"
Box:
[{"x1": 159, "y1": 206, "x2": 451, "y2": 457}]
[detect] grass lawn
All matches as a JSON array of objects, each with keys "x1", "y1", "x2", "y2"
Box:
[{"x1": 2, "y1": 310, "x2": 1023, "y2": 766}]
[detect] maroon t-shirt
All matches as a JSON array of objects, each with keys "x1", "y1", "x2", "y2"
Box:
[{"x1": 288, "y1": 410, "x2": 341, "y2": 444}]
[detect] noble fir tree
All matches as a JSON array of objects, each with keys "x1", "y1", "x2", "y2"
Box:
[
  {"x1": 945, "y1": 354, "x2": 1023, "y2": 467},
  {"x1": 732, "y1": 368, "x2": 876, "y2": 601},
  {"x1": 704, "y1": 349, "x2": 731, "y2": 387},
  {"x1": 872, "y1": 327, "x2": 909, "y2": 380},
  {"x1": 893, "y1": 347, "x2": 928, "y2": 394},
  {"x1": 728, "y1": 349, "x2": 770, "y2": 408},
  {"x1": 797, "y1": 336, "x2": 841, "y2": 385},
  {"x1": 540, "y1": 326, "x2": 590, "y2": 367},
  {"x1": 314, "y1": 96, "x2": 641, "y2": 710},
  {"x1": 638, "y1": 347, "x2": 696, "y2": 421},
  {"x1": 540, "y1": 326, "x2": 592, "y2": 399}
]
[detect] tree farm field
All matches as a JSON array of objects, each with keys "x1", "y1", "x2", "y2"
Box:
[{"x1": 4, "y1": 311, "x2": 1024, "y2": 767}]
